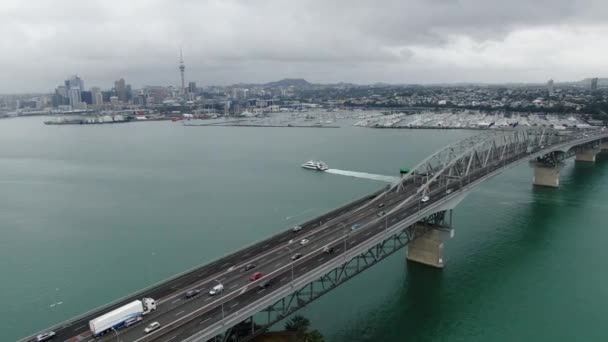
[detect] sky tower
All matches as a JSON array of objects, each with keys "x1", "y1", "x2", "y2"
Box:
[{"x1": 179, "y1": 48, "x2": 186, "y2": 94}]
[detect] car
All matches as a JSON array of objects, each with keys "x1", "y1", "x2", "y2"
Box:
[
  {"x1": 445, "y1": 189, "x2": 453, "y2": 195},
  {"x1": 323, "y1": 246, "x2": 335, "y2": 254},
  {"x1": 185, "y1": 289, "x2": 201, "y2": 298},
  {"x1": 292, "y1": 225, "x2": 302, "y2": 232},
  {"x1": 250, "y1": 271, "x2": 263, "y2": 281},
  {"x1": 245, "y1": 263, "x2": 256, "y2": 271},
  {"x1": 209, "y1": 284, "x2": 224, "y2": 296},
  {"x1": 144, "y1": 322, "x2": 161, "y2": 334},
  {"x1": 258, "y1": 280, "x2": 273, "y2": 289},
  {"x1": 300, "y1": 238, "x2": 309, "y2": 245},
  {"x1": 36, "y1": 331, "x2": 56, "y2": 342},
  {"x1": 377, "y1": 211, "x2": 386, "y2": 217},
  {"x1": 351, "y1": 224, "x2": 361, "y2": 231},
  {"x1": 421, "y1": 196, "x2": 430, "y2": 203},
  {"x1": 291, "y1": 252, "x2": 303, "y2": 260},
  {"x1": 124, "y1": 316, "x2": 143, "y2": 327},
  {"x1": 378, "y1": 203, "x2": 385, "y2": 208}
]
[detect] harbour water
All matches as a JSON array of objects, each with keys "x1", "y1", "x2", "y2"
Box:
[{"x1": 2, "y1": 117, "x2": 608, "y2": 341}]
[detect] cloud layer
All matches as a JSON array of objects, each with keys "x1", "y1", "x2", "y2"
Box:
[{"x1": 2, "y1": 0, "x2": 608, "y2": 92}]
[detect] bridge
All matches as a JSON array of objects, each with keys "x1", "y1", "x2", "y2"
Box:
[{"x1": 21, "y1": 127, "x2": 608, "y2": 342}]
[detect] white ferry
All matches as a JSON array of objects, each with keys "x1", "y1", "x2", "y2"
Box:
[{"x1": 301, "y1": 160, "x2": 329, "y2": 171}]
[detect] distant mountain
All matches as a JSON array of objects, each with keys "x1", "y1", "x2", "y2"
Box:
[{"x1": 265, "y1": 78, "x2": 312, "y2": 88}]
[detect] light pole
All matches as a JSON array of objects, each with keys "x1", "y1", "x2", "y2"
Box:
[{"x1": 111, "y1": 328, "x2": 120, "y2": 342}]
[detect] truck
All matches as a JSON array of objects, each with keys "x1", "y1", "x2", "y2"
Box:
[{"x1": 89, "y1": 298, "x2": 156, "y2": 337}]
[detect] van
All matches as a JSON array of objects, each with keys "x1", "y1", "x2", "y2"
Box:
[
  {"x1": 209, "y1": 284, "x2": 224, "y2": 296},
  {"x1": 323, "y1": 246, "x2": 335, "y2": 254}
]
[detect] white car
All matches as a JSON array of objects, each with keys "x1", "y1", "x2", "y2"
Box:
[
  {"x1": 144, "y1": 322, "x2": 161, "y2": 334},
  {"x1": 209, "y1": 284, "x2": 224, "y2": 296},
  {"x1": 36, "y1": 332, "x2": 56, "y2": 342},
  {"x1": 445, "y1": 189, "x2": 453, "y2": 195},
  {"x1": 421, "y1": 196, "x2": 430, "y2": 203},
  {"x1": 300, "y1": 239, "x2": 310, "y2": 245},
  {"x1": 292, "y1": 225, "x2": 302, "y2": 232}
]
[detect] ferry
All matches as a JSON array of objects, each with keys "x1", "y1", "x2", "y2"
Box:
[{"x1": 301, "y1": 160, "x2": 329, "y2": 171}]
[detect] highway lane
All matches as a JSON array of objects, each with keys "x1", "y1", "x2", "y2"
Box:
[{"x1": 32, "y1": 191, "x2": 384, "y2": 342}]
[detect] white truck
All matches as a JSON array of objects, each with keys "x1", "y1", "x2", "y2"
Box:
[{"x1": 89, "y1": 298, "x2": 156, "y2": 337}]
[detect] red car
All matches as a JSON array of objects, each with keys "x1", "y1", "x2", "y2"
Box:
[{"x1": 249, "y1": 272, "x2": 263, "y2": 281}]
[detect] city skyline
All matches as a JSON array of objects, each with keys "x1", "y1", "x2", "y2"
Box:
[{"x1": 2, "y1": 0, "x2": 608, "y2": 93}]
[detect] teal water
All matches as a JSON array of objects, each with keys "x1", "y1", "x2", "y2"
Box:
[{"x1": 2, "y1": 117, "x2": 608, "y2": 341}]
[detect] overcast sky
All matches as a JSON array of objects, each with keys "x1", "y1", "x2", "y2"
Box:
[{"x1": 1, "y1": 0, "x2": 608, "y2": 93}]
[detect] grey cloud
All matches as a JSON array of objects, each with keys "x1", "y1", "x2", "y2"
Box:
[{"x1": 1, "y1": 0, "x2": 608, "y2": 92}]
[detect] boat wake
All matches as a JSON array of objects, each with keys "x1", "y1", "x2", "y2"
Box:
[{"x1": 325, "y1": 169, "x2": 400, "y2": 183}]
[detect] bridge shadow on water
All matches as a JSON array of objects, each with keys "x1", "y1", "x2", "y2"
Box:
[{"x1": 329, "y1": 154, "x2": 608, "y2": 342}]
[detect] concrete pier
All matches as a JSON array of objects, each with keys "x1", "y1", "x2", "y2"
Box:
[
  {"x1": 533, "y1": 164, "x2": 560, "y2": 188},
  {"x1": 407, "y1": 225, "x2": 445, "y2": 268},
  {"x1": 575, "y1": 148, "x2": 599, "y2": 163}
]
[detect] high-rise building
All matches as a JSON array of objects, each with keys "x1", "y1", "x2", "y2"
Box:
[
  {"x1": 81, "y1": 91, "x2": 93, "y2": 105},
  {"x1": 115, "y1": 78, "x2": 127, "y2": 102},
  {"x1": 547, "y1": 79, "x2": 554, "y2": 95},
  {"x1": 68, "y1": 87, "x2": 82, "y2": 109},
  {"x1": 188, "y1": 81, "x2": 197, "y2": 94},
  {"x1": 179, "y1": 49, "x2": 186, "y2": 94},
  {"x1": 65, "y1": 75, "x2": 84, "y2": 91},
  {"x1": 591, "y1": 77, "x2": 599, "y2": 90},
  {"x1": 91, "y1": 87, "x2": 103, "y2": 105}
]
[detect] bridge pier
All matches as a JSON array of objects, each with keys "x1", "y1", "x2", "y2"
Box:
[
  {"x1": 601, "y1": 142, "x2": 608, "y2": 151},
  {"x1": 406, "y1": 224, "x2": 451, "y2": 268},
  {"x1": 532, "y1": 163, "x2": 561, "y2": 188},
  {"x1": 575, "y1": 148, "x2": 600, "y2": 163}
]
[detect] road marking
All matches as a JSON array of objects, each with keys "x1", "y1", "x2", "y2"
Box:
[
  {"x1": 243, "y1": 252, "x2": 251, "y2": 257},
  {"x1": 220, "y1": 278, "x2": 227, "y2": 282},
  {"x1": 200, "y1": 317, "x2": 211, "y2": 325},
  {"x1": 327, "y1": 237, "x2": 333, "y2": 242},
  {"x1": 259, "y1": 258, "x2": 266, "y2": 263},
  {"x1": 274, "y1": 262, "x2": 282, "y2": 267},
  {"x1": 280, "y1": 277, "x2": 288, "y2": 282},
  {"x1": 204, "y1": 297, "x2": 212, "y2": 301},
  {"x1": 170, "y1": 282, "x2": 182, "y2": 289},
  {"x1": 364, "y1": 231, "x2": 372, "y2": 237},
  {"x1": 166, "y1": 336, "x2": 177, "y2": 342},
  {"x1": 300, "y1": 266, "x2": 308, "y2": 272},
  {"x1": 263, "y1": 244, "x2": 270, "y2": 248},
  {"x1": 73, "y1": 325, "x2": 86, "y2": 331},
  {"x1": 391, "y1": 218, "x2": 397, "y2": 223},
  {"x1": 171, "y1": 298, "x2": 181, "y2": 304},
  {"x1": 230, "y1": 303, "x2": 239, "y2": 309},
  {"x1": 257, "y1": 288, "x2": 266, "y2": 294},
  {"x1": 176, "y1": 310, "x2": 185, "y2": 316},
  {"x1": 318, "y1": 257, "x2": 325, "y2": 262},
  {"x1": 229, "y1": 284, "x2": 238, "y2": 289},
  {"x1": 311, "y1": 244, "x2": 318, "y2": 250},
  {"x1": 350, "y1": 241, "x2": 356, "y2": 245},
  {"x1": 221, "y1": 262, "x2": 230, "y2": 267}
]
